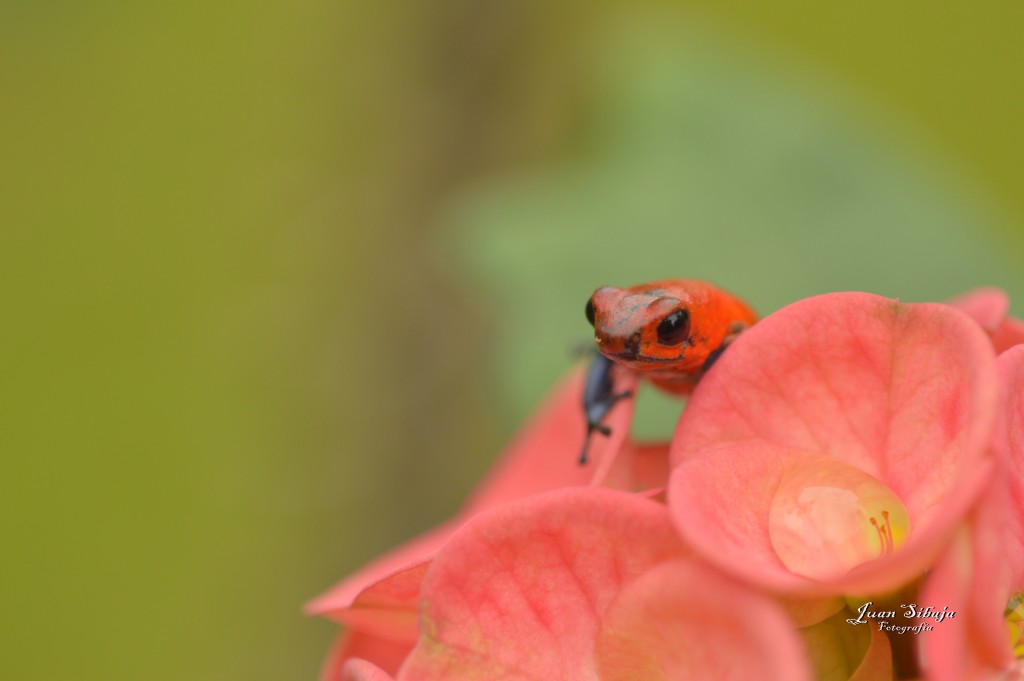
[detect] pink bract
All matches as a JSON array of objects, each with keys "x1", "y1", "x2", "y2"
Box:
[
  {"x1": 397, "y1": 488, "x2": 811, "y2": 681},
  {"x1": 595, "y1": 560, "x2": 813, "y2": 681},
  {"x1": 948, "y1": 287, "x2": 1024, "y2": 355},
  {"x1": 669, "y1": 292, "x2": 998, "y2": 596},
  {"x1": 947, "y1": 287, "x2": 1009, "y2": 334},
  {"x1": 321, "y1": 632, "x2": 410, "y2": 681},
  {"x1": 998, "y1": 345, "x2": 1024, "y2": 589},
  {"x1": 341, "y1": 659, "x2": 398, "y2": 681}
]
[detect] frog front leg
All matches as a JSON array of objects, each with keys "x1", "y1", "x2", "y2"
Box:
[{"x1": 580, "y1": 352, "x2": 632, "y2": 465}]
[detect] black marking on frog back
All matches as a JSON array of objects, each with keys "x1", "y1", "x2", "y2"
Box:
[{"x1": 701, "y1": 322, "x2": 749, "y2": 373}]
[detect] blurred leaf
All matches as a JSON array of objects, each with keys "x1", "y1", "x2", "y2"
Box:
[{"x1": 447, "y1": 13, "x2": 1024, "y2": 438}]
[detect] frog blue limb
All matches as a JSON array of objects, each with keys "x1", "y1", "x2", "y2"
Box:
[{"x1": 579, "y1": 352, "x2": 632, "y2": 465}]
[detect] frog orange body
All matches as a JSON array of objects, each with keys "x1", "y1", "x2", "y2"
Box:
[
  {"x1": 587, "y1": 279, "x2": 758, "y2": 395},
  {"x1": 579, "y1": 279, "x2": 757, "y2": 463}
]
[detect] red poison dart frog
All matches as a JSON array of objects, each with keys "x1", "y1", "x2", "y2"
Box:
[{"x1": 580, "y1": 279, "x2": 758, "y2": 464}]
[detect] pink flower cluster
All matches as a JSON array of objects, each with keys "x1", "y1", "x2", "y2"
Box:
[{"x1": 308, "y1": 289, "x2": 1024, "y2": 681}]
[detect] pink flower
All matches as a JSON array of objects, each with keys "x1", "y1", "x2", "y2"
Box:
[
  {"x1": 311, "y1": 287, "x2": 1024, "y2": 680},
  {"x1": 668, "y1": 292, "x2": 998, "y2": 597}
]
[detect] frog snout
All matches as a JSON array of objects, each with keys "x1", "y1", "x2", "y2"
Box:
[{"x1": 595, "y1": 330, "x2": 641, "y2": 361}]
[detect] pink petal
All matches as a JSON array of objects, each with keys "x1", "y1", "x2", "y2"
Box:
[
  {"x1": 669, "y1": 293, "x2": 998, "y2": 595},
  {"x1": 305, "y1": 522, "x2": 454, "y2": 621},
  {"x1": 397, "y1": 488, "x2": 687, "y2": 681},
  {"x1": 992, "y1": 316, "x2": 1024, "y2": 355},
  {"x1": 947, "y1": 287, "x2": 1009, "y2": 333},
  {"x1": 341, "y1": 660, "x2": 398, "y2": 681},
  {"x1": 321, "y1": 631, "x2": 412, "y2": 681},
  {"x1": 325, "y1": 562, "x2": 429, "y2": 643},
  {"x1": 624, "y1": 441, "x2": 671, "y2": 493},
  {"x1": 595, "y1": 561, "x2": 813, "y2": 681},
  {"x1": 916, "y1": 528, "x2": 996, "y2": 681},
  {"x1": 997, "y1": 344, "x2": 1024, "y2": 589},
  {"x1": 672, "y1": 444, "x2": 992, "y2": 596},
  {"x1": 946, "y1": 287, "x2": 1024, "y2": 354}
]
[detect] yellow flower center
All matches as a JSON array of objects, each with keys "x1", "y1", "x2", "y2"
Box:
[
  {"x1": 768, "y1": 455, "x2": 911, "y2": 581},
  {"x1": 1007, "y1": 595, "x2": 1024, "y2": 659}
]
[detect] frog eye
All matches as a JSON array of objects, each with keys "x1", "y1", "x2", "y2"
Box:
[
  {"x1": 656, "y1": 309, "x2": 690, "y2": 346},
  {"x1": 585, "y1": 297, "x2": 596, "y2": 327}
]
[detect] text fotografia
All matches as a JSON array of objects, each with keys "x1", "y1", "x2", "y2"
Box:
[{"x1": 846, "y1": 602, "x2": 955, "y2": 634}]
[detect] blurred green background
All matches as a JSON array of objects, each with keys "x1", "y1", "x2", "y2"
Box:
[{"x1": 3, "y1": 2, "x2": 1023, "y2": 679}]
